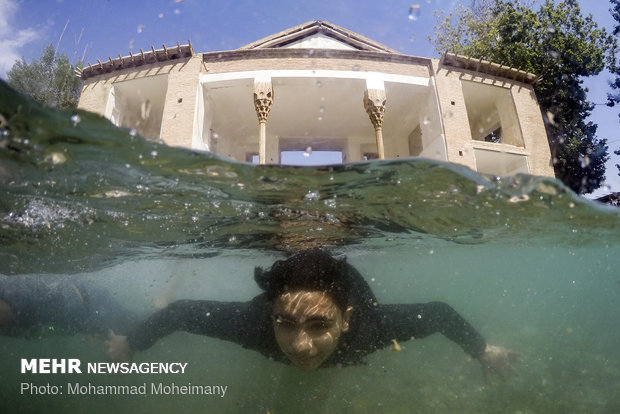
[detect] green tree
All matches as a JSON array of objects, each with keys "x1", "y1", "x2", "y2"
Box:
[
  {"x1": 7, "y1": 44, "x2": 83, "y2": 110},
  {"x1": 607, "y1": 0, "x2": 620, "y2": 177},
  {"x1": 432, "y1": 0, "x2": 613, "y2": 194}
]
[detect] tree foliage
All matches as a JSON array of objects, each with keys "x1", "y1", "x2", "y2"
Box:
[
  {"x1": 432, "y1": 0, "x2": 614, "y2": 194},
  {"x1": 607, "y1": 0, "x2": 620, "y2": 177},
  {"x1": 7, "y1": 44, "x2": 83, "y2": 110}
]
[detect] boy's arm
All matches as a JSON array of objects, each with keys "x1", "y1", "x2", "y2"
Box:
[
  {"x1": 106, "y1": 297, "x2": 268, "y2": 361},
  {"x1": 378, "y1": 301, "x2": 518, "y2": 379}
]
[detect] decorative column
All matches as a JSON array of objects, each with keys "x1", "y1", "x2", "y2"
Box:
[
  {"x1": 364, "y1": 88, "x2": 386, "y2": 160},
  {"x1": 253, "y1": 78, "x2": 273, "y2": 164}
]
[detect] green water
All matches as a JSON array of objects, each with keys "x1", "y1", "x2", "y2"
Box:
[{"x1": 1, "y1": 81, "x2": 620, "y2": 413}]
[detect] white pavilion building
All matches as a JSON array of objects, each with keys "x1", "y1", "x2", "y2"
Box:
[{"x1": 78, "y1": 21, "x2": 554, "y2": 178}]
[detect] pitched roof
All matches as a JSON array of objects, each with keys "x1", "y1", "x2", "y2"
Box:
[
  {"x1": 239, "y1": 20, "x2": 401, "y2": 54},
  {"x1": 439, "y1": 52, "x2": 539, "y2": 85},
  {"x1": 78, "y1": 42, "x2": 194, "y2": 80}
]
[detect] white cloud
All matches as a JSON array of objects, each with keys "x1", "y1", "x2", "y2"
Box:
[{"x1": 0, "y1": 0, "x2": 40, "y2": 78}]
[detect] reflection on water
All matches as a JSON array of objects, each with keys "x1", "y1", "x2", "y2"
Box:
[{"x1": 1, "y1": 81, "x2": 620, "y2": 413}]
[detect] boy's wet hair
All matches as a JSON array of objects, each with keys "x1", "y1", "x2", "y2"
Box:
[{"x1": 254, "y1": 249, "x2": 351, "y2": 311}]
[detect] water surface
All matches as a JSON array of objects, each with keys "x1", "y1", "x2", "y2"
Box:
[{"x1": 1, "y1": 82, "x2": 620, "y2": 413}]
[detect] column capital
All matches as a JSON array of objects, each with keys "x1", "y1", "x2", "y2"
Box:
[
  {"x1": 364, "y1": 89, "x2": 386, "y2": 129},
  {"x1": 254, "y1": 81, "x2": 273, "y2": 122}
]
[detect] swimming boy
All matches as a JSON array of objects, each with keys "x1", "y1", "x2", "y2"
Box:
[{"x1": 106, "y1": 249, "x2": 517, "y2": 378}]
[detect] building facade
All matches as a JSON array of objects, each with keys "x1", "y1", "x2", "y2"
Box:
[{"x1": 78, "y1": 21, "x2": 555, "y2": 177}]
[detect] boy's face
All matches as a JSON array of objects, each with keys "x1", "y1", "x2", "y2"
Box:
[{"x1": 272, "y1": 290, "x2": 352, "y2": 371}]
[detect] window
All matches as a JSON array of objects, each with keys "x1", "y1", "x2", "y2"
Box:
[
  {"x1": 474, "y1": 148, "x2": 529, "y2": 176},
  {"x1": 280, "y1": 150, "x2": 343, "y2": 166},
  {"x1": 106, "y1": 75, "x2": 168, "y2": 140},
  {"x1": 246, "y1": 153, "x2": 259, "y2": 164},
  {"x1": 462, "y1": 81, "x2": 524, "y2": 147}
]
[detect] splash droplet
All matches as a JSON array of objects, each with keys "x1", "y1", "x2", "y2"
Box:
[
  {"x1": 70, "y1": 114, "x2": 81, "y2": 126},
  {"x1": 304, "y1": 146, "x2": 313, "y2": 157},
  {"x1": 408, "y1": 4, "x2": 421, "y2": 21}
]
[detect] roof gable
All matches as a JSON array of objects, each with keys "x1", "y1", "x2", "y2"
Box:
[
  {"x1": 281, "y1": 33, "x2": 358, "y2": 50},
  {"x1": 239, "y1": 21, "x2": 400, "y2": 54}
]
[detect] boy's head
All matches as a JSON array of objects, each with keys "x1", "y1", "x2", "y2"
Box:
[
  {"x1": 255, "y1": 249, "x2": 354, "y2": 370},
  {"x1": 254, "y1": 248, "x2": 351, "y2": 311}
]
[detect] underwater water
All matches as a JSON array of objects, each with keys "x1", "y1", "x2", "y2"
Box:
[{"x1": 1, "y1": 80, "x2": 620, "y2": 413}]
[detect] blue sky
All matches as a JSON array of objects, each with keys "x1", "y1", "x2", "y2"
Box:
[{"x1": 0, "y1": 0, "x2": 618, "y2": 195}]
